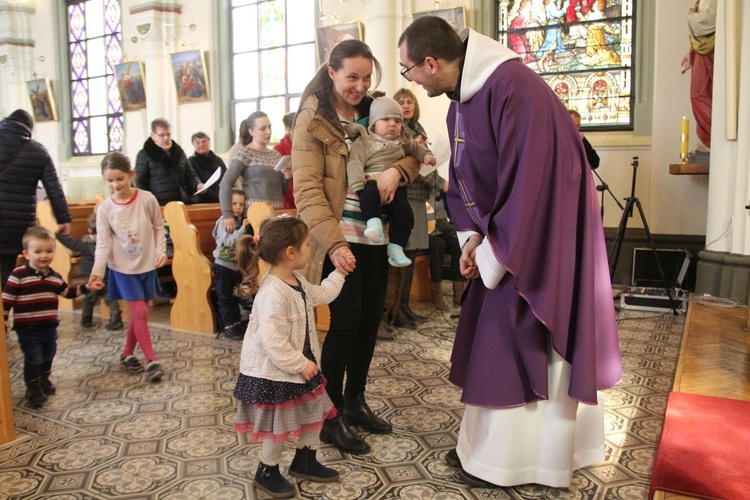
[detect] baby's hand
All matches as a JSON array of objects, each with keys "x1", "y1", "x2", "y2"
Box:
[
  {"x1": 424, "y1": 154, "x2": 437, "y2": 166},
  {"x1": 300, "y1": 360, "x2": 319, "y2": 381}
]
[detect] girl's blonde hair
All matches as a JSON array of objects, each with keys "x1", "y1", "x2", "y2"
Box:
[
  {"x1": 236, "y1": 216, "x2": 309, "y2": 295},
  {"x1": 101, "y1": 151, "x2": 132, "y2": 174}
]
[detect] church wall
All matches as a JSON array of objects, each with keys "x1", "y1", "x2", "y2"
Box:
[{"x1": 2, "y1": 0, "x2": 709, "y2": 239}]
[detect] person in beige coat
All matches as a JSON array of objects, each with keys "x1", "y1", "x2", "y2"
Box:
[{"x1": 292, "y1": 40, "x2": 420, "y2": 455}]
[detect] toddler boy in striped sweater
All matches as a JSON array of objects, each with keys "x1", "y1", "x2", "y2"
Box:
[{"x1": 3, "y1": 226, "x2": 102, "y2": 408}]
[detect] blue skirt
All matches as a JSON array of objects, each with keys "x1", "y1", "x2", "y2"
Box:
[{"x1": 107, "y1": 269, "x2": 159, "y2": 301}]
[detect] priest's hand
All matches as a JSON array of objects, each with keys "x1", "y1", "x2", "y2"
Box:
[{"x1": 459, "y1": 234, "x2": 482, "y2": 280}]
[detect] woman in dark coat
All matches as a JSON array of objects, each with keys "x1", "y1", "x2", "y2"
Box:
[{"x1": 0, "y1": 110, "x2": 71, "y2": 285}]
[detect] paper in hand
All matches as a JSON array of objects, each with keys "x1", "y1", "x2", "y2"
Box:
[
  {"x1": 194, "y1": 166, "x2": 222, "y2": 195},
  {"x1": 431, "y1": 135, "x2": 451, "y2": 167},
  {"x1": 274, "y1": 155, "x2": 292, "y2": 172}
]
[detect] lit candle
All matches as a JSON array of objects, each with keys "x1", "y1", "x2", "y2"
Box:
[{"x1": 680, "y1": 116, "x2": 689, "y2": 160}]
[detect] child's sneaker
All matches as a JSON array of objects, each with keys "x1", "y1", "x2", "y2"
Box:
[
  {"x1": 120, "y1": 355, "x2": 144, "y2": 373},
  {"x1": 364, "y1": 218, "x2": 385, "y2": 245},
  {"x1": 146, "y1": 361, "x2": 164, "y2": 382},
  {"x1": 387, "y1": 243, "x2": 412, "y2": 267}
]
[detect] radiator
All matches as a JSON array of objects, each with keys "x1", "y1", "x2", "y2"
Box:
[{"x1": 67, "y1": 176, "x2": 107, "y2": 200}]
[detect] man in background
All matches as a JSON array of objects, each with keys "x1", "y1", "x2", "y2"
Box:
[{"x1": 569, "y1": 109, "x2": 600, "y2": 169}]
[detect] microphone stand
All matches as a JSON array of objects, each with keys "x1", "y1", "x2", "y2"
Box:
[{"x1": 592, "y1": 168, "x2": 624, "y2": 220}]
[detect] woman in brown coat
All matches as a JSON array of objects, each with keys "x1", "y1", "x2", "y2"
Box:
[{"x1": 293, "y1": 40, "x2": 420, "y2": 455}]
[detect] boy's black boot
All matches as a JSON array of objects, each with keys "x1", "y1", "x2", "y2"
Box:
[
  {"x1": 39, "y1": 372, "x2": 56, "y2": 395},
  {"x1": 25, "y1": 379, "x2": 47, "y2": 409},
  {"x1": 253, "y1": 462, "x2": 295, "y2": 499},
  {"x1": 289, "y1": 446, "x2": 339, "y2": 482}
]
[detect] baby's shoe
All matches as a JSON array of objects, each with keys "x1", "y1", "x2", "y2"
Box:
[
  {"x1": 364, "y1": 218, "x2": 385, "y2": 244},
  {"x1": 387, "y1": 243, "x2": 412, "y2": 267}
]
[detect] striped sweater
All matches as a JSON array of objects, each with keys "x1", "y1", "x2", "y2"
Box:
[{"x1": 2, "y1": 265, "x2": 85, "y2": 329}]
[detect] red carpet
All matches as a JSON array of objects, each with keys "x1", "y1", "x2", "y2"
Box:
[{"x1": 649, "y1": 392, "x2": 750, "y2": 500}]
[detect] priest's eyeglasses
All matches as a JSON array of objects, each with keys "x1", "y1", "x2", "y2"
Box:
[{"x1": 400, "y1": 58, "x2": 426, "y2": 81}]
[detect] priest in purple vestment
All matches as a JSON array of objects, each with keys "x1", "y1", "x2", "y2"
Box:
[{"x1": 399, "y1": 17, "x2": 622, "y2": 488}]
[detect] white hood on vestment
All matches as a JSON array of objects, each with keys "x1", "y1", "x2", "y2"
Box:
[{"x1": 458, "y1": 29, "x2": 522, "y2": 103}]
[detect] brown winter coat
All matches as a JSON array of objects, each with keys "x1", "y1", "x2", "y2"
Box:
[{"x1": 292, "y1": 95, "x2": 420, "y2": 284}]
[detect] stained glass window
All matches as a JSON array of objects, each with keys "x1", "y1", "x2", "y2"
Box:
[
  {"x1": 230, "y1": 0, "x2": 315, "y2": 143},
  {"x1": 497, "y1": 0, "x2": 635, "y2": 130},
  {"x1": 67, "y1": 0, "x2": 123, "y2": 155}
]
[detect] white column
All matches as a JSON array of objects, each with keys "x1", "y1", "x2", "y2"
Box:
[
  {"x1": 0, "y1": 2, "x2": 35, "y2": 118},
  {"x1": 129, "y1": 2, "x2": 182, "y2": 130},
  {"x1": 361, "y1": 0, "x2": 405, "y2": 96}
]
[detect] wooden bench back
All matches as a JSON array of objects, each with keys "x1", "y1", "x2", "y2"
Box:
[
  {"x1": 171, "y1": 203, "x2": 222, "y2": 261},
  {"x1": 36, "y1": 200, "x2": 98, "y2": 310},
  {"x1": 163, "y1": 202, "x2": 222, "y2": 334}
]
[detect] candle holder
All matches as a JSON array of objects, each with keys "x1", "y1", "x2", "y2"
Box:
[{"x1": 680, "y1": 152, "x2": 688, "y2": 164}]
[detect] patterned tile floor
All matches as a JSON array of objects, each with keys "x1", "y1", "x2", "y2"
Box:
[{"x1": 0, "y1": 293, "x2": 685, "y2": 499}]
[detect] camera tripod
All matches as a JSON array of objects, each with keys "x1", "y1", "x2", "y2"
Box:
[{"x1": 608, "y1": 157, "x2": 679, "y2": 315}]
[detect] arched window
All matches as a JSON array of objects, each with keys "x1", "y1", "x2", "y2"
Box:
[
  {"x1": 230, "y1": 0, "x2": 316, "y2": 144},
  {"x1": 497, "y1": 0, "x2": 635, "y2": 130},
  {"x1": 66, "y1": 0, "x2": 123, "y2": 155}
]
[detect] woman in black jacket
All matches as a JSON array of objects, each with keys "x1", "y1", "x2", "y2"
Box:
[
  {"x1": 135, "y1": 118, "x2": 202, "y2": 206},
  {"x1": 0, "y1": 110, "x2": 71, "y2": 285}
]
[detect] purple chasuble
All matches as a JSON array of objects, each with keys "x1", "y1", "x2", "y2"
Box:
[{"x1": 446, "y1": 58, "x2": 621, "y2": 407}]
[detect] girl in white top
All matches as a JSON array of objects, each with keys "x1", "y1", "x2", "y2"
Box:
[
  {"x1": 89, "y1": 151, "x2": 167, "y2": 383},
  {"x1": 233, "y1": 216, "x2": 345, "y2": 499}
]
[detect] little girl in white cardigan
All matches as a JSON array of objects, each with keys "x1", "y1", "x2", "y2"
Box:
[{"x1": 233, "y1": 215, "x2": 346, "y2": 498}]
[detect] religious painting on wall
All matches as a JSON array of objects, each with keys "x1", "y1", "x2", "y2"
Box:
[
  {"x1": 26, "y1": 79, "x2": 58, "y2": 122},
  {"x1": 114, "y1": 61, "x2": 147, "y2": 111},
  {"x1": 316, "y1": 21, "x2": 363, "y2": 65},
  {"x1": 413, "y1": 6, "x2": 466, "y2": 33},
  {"x1": 170, "y1": 50, "x2": 211, "y2": 104},
  {"x1": 497, "y1": 0, "x2": 635, "y2": 130}
]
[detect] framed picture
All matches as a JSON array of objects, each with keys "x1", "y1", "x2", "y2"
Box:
[
  {"x1": 26, "y1": 78, "x2": 58, "y2": 122},
  {"x1": 114, "y1": 61, "x2": 147, "y2": 111},
  {"x1": 413, "y1": 6, "x2": 466, "y2": 33},
  {"x1": 315, "y1": 21, "x2": 364, "y2": 65},
  {"x1": 170, "y1": 50, "x2": 210, "y2": 104}
]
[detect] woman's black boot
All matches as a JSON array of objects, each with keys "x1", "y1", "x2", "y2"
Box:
[
  {"x1": 400, "y1": 261, "x2": 428, "y2": 323},
  {"x1": 393, "y1": 306, "x2": 416, "y2": 329},
  {"x1": 320, "y1": 415, "x2": 370, "y2": 454},
  {"x1": 253, "y1": 462, "x2": 295, "y2": 498},
  {"x1": 289, "y1": 446, "x2": 339, "y2": 482},
  {"x1": 344, "y1": 393, "x2": 392, "y2": 434}
]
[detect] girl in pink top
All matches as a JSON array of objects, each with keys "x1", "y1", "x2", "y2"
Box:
[{"x1": 89, "y1": 152, "x2": 167, "y2": 382}]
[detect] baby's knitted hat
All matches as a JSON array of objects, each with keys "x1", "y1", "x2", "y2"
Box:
[{"x1": 369, "y1": 97, "x2": 403, "y2": 132}]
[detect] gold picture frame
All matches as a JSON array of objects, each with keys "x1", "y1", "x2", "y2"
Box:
[
  {"x1": 170, "y1": 50, "x2": 211, "y2": 104},
  {"x1": 412, "y1": 6, "x2": 467, "y2": 33},
  {"x1": 26, "y1": 78, "x2": 58, "y2": 122},
  {"x1": 315, "y1": 21, "x2": 364, "y2": 65},
  {"x1": 114, "y1": 61, "x2": 147, "y2": 111}
]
